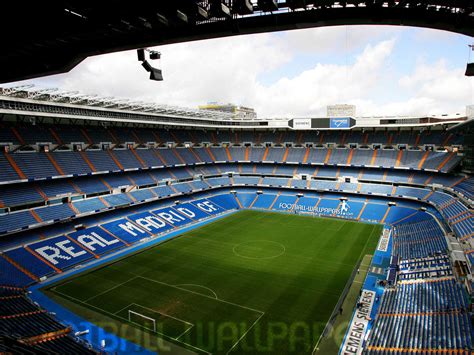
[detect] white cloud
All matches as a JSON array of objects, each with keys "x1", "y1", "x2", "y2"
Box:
[
  {"x1": 11, "y1": 26, "x2": 472, "y2": 118},
  {"x1": 393, "y1": 60, "x2": 472, "y2": 115},
  {"x1": 281, "y1": 25, "x2": 401, "y2": 54},
  {"x1": 249, "y1": 39, "x2": 396, "y2": 117}
]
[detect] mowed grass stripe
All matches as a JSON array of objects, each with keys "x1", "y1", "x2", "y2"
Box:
[{"x1": 47, "y1": 210, "x2": 382, "y2": 354}]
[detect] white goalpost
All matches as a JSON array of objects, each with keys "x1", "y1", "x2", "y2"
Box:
[{"x1": 128, "y1": 309, "x2": 156, "y2": 332}]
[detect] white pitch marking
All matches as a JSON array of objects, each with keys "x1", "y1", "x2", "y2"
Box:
[
  {"x1": 114, "y1": 302, "x2": 135, "y2": 315},
  {"x1": 84, "y1": 276, "x2": 138, "y2": 303},
  {"x1": 175, "y1": 283, "x2": 218, "y2": 299},
  {"x1": 232, "y1": 240, "x2": 286, "y2": 260},
  {"x1": 137, "y1": 275, "x2": 264, "y2": 315},
  {"x1": 175, "y1": 324, "x2": 195, "y2": 340},
  {"x1": 226, "y1": 312, "x2": 265, "y2": 354},
  {"x1": 129, "y1": 302, "x2": 193, "y2": 326}
]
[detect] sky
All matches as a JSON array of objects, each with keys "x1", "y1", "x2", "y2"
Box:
[{"x1": 10, "y1": 25, "x2": 474, "y2": 118}]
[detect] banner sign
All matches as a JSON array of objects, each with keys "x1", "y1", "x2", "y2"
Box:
[
  {"x1": 330, "y1": 117, "x2": 351, "y2": 129},
  {"x1": 340, "y1": 289, "x2": 376, "y2": 355},
  {"x1": 377, "y1": 229, "x2": 391, "y2": 252}
]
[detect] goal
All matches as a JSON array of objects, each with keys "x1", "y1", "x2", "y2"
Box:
[{"x1": 128, "y1": 309, "x2": 156, "y2": 333}]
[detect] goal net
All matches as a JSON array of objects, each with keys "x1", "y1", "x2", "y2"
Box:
[{"x1": 128, "y1": 309, "x2": 156, "y2": 333}]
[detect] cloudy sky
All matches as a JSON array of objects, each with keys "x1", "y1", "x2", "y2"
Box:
[{"x1": 11, "y1": 25, "x2": 474, "y2": 118}]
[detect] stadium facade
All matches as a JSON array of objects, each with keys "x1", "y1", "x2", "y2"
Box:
[
  {"x1": 198, "y1": 103, "x2": 257, "y2": 120},
  {"x1": 0, "y1": 86, "x2": 472, "y2": 354}
]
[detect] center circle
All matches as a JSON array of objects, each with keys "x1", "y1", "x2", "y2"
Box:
[{"x1": 233, "y1": 240, "x2": 286, "y2": 260}]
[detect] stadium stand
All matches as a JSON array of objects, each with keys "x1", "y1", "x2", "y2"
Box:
[
  {"x1": 0, "y1": 103, "x2": 471, "y2": 354},
  {"x1": 392, "y1": 219, "x2": 448, "y2": 259},
  {"x1": 0, "y1": 286, "x2": 96, "y2": 354},
  {"x1": 0, "y1": 0, "x2": 472, "y2": 350}
]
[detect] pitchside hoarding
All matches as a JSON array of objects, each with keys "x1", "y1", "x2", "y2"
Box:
[{"x1": 340, "y1": 289, "x2": 376, "y2": 355}]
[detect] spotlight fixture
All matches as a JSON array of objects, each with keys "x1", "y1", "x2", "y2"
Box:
[
  {"x1": 466, "y1": 44, "x2": 474, "y2": 77},
  {"x1": 137, "y1": 48, "x2": 145, "y2": 62},
  {"x1": 141, "y1": 60, "x2": 153, "y2": 72},
  {"x1": 466, "y1": 63, "x2": 474, "y2": 77},
  {"x1": 149, "y1": 51, "x2": 161, "y2": 60},
  {"x1": 141, "y1": 60, "x2": 163, "y2": 81},
  {"x1": 149, "y1": 68, "x2": 163, "y2": 81},
  {"x1": 137, "y1": 49, "x2": 163, "y2": 81}
]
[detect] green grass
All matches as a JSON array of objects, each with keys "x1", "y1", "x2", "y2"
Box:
[
  {"x1": 45, "y1": 210, "x2": 382, "y2": 354},
  {"x1": 315, "y1": 254, "x2": 373, "y2": 354}
]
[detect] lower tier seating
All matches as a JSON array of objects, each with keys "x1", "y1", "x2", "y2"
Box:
[
  {"x1": 392, "y1": 219, "x2": 448, "y2": 260},
  {"x1": 365, "y1": 311, "x2": 472, "y2": 352},
  {"x1": 0, "y1": 286, "x2": 96, "y2": 353},
  {"x1": 378, "y1": 278, "x2": 469, "y2": 315}
]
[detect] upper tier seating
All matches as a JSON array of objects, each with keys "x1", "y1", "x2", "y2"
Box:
[
  {"x1": 452, "y1": 177, "x2": 474, "y2": 200},
  {"x1": 84, "y1": 150, "x2": 120, "y2": 172},
  {"x1": 52, "y1": 151, "x2": 93, "y2": 175},
  {"x1": 0, "y1": 124, "x2": 464, "y2": 147},
  {"x1": 13, "y1": 152, "x2": 59, "y2": 179},
  {"x1": 0, "y1": 154, "x2": 20, "y2": 181},
  {"x1": 0, "y1": 147, "x2": 461, "y2": 184}
]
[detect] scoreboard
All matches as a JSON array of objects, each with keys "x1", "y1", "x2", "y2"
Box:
[{"x1": 289, "y1": 117, "x2": 355, "y2": 130}]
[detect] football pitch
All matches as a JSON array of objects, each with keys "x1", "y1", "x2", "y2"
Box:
[{"x1": 45, "y1": 210, "x2": 382, "y2": 354}]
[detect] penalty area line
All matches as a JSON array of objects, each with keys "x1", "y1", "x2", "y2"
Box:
[
  {"x1": 113, "y1": 302, "x2": 135, "y2": 315},
  {"x1": 226, "y1": 311, "x2": 265, "y2": 355},
  {"x1": 84, "y1": 276, "x2": 138, "y2": 303},
  {"x1": 175, "y1": 324, "x2": 194, "y2": 340}
]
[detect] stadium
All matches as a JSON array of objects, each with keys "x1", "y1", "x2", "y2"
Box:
[{"x1": 0, "y1": 1, "x2": 473, "y2": 355}]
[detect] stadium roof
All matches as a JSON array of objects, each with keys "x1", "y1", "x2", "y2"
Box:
[
  {"x1": 1, "y1": 1, "x2": 473, "y2": 84},
  {"x1": 0, "y1": 84, "x2": 235, "y2": 121},
  {"x1": 0, "y1": 85, "x2": 467, "y2": 130}
]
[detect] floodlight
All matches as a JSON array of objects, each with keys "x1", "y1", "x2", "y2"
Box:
[
  {"x1": 149, "y1": 51, "x2": 161, "y2": 60},
  {"x1": 137, "y1": 49, "x2": 145, "y2": 62},
  {"x1": 139, "y1": 52, "x2": 164, "y2": 81},
  {"x1": 465, "y1": 63, "x2": 474, "y2": 77}
]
